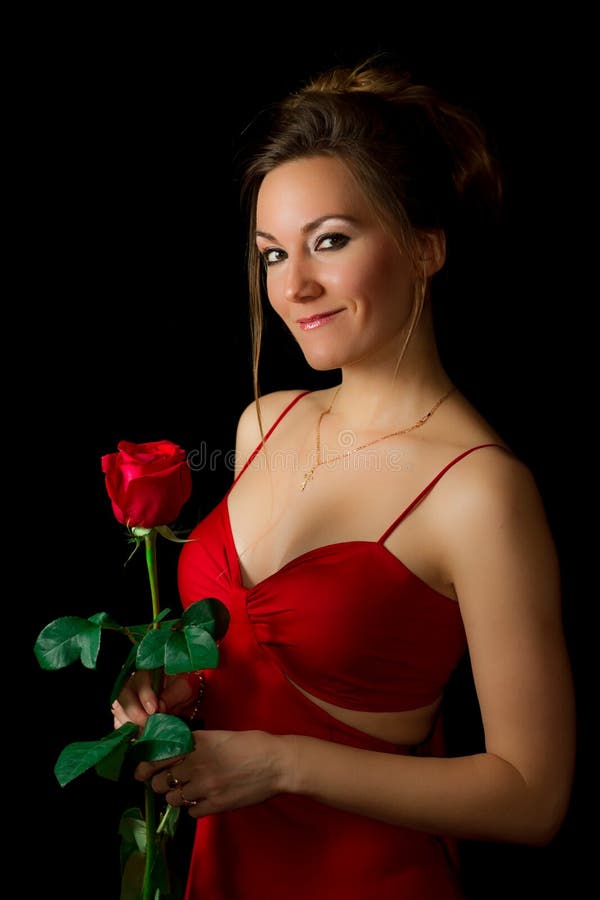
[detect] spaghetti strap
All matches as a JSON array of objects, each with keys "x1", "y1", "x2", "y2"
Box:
[
  {"x1": 378, "y1": 443, "x2": 508, "y2": 544},
  {"x1": 229, "y1": 390, "x2": 311, "y2": 489}
]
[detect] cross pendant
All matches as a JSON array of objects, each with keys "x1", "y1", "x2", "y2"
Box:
[{"x1": 300, "y1": 467, "x2": 316, "y2": 492}]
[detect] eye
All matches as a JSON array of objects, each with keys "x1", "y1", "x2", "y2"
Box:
[
  {"x1": 260, "y1": 247, "x2": 287, "y2": 266},
  {"x1": 315, "y1": 232, "x2": 350, "y2": 251}
]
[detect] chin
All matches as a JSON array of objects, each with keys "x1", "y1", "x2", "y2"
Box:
[{"x1": 301, "y1": 351, "x2": 345, "y2": 372}]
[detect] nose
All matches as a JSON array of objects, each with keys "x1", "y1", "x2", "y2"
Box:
[{"x1": 284, "y1": 255, "x2": 324, "y2": 303}]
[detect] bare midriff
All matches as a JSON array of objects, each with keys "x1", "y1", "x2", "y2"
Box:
[{"x1": 287, "y1": 676, "x2": 442, "y2": 745}]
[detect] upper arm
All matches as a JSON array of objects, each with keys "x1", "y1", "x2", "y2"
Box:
[
  {"x1": 233, "y1": 390, "x2": 307, "y2": 478},
  {"x1": 443, "y1": 450, "x2": 575, "y2": 824}
]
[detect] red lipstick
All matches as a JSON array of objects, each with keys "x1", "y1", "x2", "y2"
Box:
[{"x1": 297, "y1": 309, "x2": 344, "y2": 331}]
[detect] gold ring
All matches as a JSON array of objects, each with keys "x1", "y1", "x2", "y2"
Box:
[
  {"x1": 166, "y1": 771, "x2": 183, "y2": 790},
  {"x1": 178, "y1": 788, "x2": 198, "y2": 807}
]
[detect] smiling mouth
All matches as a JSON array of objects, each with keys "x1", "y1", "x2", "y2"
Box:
[{"x1": 296, "y1": 309, "x2": 344, "y2": 331}]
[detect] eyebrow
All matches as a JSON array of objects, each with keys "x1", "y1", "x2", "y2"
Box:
[{"x1": 256, "y1": 214, "x2": 359, "y2": 242}]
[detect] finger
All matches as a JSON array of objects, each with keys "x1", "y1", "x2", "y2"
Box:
[
  {"x1": 111, "y1": 696, "x2": 147, "y2": 728},
  {"x1": 160, "y1": 675, "x2": 196, "y2": 713},
  {"x1": 111, "y1": 698, "x2": 137, "y2": 726},
  {"x1": 166, "y1": 785, "x2": 203, "y2": 813},
  {"x1": 134, "y1": 754, "x2": 186, "y2": 783},
  {"x1": 152, "y1": 764, "x2": 190, "y2": 794},
  {"x1": 112, "y1": 711, "x2": 125, "y2": 730},
  {"x1": 183, "y1": 798, "x2": 208, "y2": 819},
  {"x1": 165, "y1": 789, "x2": 212, "y2": 819},
  {"x1": 134, "y1": 671, "x2": 160, "y2": 716},
  {"x1": 114, "y1": 672, "x2": 156, "y2": 726}
]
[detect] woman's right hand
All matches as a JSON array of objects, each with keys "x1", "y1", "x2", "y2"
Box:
[{"x1": 111, "y1": 670, "x2": 198, "y2": 729}]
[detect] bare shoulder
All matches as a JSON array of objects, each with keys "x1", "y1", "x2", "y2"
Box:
[
  {"x1": 434, "y1": 443, "x2": 560, "y2": 614},
  {"x1": 438, "y1": 444, "x2": 549, "y2": 532},
  {"x1": 234, "y1": 389, "x2": 309, "y2": 475}
]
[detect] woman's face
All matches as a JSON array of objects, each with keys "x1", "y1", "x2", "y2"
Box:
[{"x1": 255, "y1": 155, "x2": 418, "y2": 372}]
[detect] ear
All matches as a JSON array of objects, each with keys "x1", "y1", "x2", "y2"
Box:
[{"x1": 417, "y1": 229, "x2": 446, "y2": 277}]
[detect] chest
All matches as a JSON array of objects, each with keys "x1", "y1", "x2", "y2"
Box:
[{"x1": 227, "y1": 440, "x2": 451, "y2": 596}]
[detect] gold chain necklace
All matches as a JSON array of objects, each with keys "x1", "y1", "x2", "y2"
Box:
[{"x1": 300, "y1": 385, "x2": 456, "y2": 491}]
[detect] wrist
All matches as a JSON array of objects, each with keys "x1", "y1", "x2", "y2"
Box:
[{"x1": 275, "y1": 734, "x2": 304, "y2": 795}]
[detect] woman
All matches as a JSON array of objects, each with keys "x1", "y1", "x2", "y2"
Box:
[{"x1": 113, "y1": 57, "x2": 575, "y2": 899}]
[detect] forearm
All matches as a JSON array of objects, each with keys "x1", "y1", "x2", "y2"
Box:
[{"x1": 281, "y1": 736, "x2": 558, "y2": 845}]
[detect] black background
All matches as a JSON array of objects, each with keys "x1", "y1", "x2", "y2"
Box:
[{"x1": 22, "y1": 17, "x2": 589, "y2": 899}]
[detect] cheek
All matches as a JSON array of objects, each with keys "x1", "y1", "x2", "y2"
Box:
[
  {"x1": 369, "y1": 252, "x2": 414, "y2": 303},
  {"x1": 265, "y1": 273, "x2": 286, "y2": 316},
  {"x1": 343, "y1": 242, "x2": 403, "y2": 298},
  {"x1": 349, "y1": 268, "x2": 394, "y2": 314}
]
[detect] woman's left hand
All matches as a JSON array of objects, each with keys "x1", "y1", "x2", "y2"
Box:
[{"x1": 134, "y1": 729, "x2": 293, "y2": 818}]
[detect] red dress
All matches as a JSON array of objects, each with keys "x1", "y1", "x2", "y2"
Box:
[{"x1": 177, "y1": 391, "x2": 500, "y2": 899}]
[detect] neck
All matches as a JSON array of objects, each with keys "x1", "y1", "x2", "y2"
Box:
[{"x1": 331, "y1": 324, "x2": 452, "y2": 431}]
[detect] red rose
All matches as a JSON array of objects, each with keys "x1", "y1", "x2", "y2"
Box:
[{"x1": 101, "y1": 440, "x2": 192, "y2": 528}]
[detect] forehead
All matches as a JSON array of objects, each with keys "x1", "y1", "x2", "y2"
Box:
[{"x1": 256, "y1": 156, "x2": 372, "y2": 228}]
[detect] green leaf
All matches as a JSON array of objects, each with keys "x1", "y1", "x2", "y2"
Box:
[
  {"x1": 34, "y1": 616, "x2": 101, "y2": 670},
  {"x1": 110, "y1": 643, "x2": 140, "y2": 705},
  {"x1": 163, "y1": 631, "x2": 193, "y2": 674},
  {"x1": 129, "y1": 713, "x2": 193, "y2": 763},
  {"x1": 165, "y1": 627, "x2": 218, "y2": 675},
  {"x1": 95, "y1": 737, "x2": 131, "y2": 782},
  {"x1": 153, "y1": 607, "x2": 173, "y2": 625},
  {"x1": 119, "y1": 806, "x2": 185, "y2": 898},
  {"x1": 89, "y1": 611, "x2": 123, "y2": 629},
  {"x1": 186, "y1": 626, "x2": 220, "y2": 669},
  {"x1": 120, "y1": 849, "x2": 146, "y2": 900},
  {"x1": 119, "y1": 807, "x2": 146, "y2": 873},
  {"x1": 137, "y1": 628, "x2": 171, "y2": 669},
  {"x1": 126, "y1": 623, "x2": 153, "y2": 640},
  {"x1": 55, "y1": 722, "x2": 138, "y2": 787},
  {"x1": 182, "y1": 597, "x2": 230, "y2": 640},
  {"x1": 124, "y1": 609, "x2": 176, "y2": 641}
]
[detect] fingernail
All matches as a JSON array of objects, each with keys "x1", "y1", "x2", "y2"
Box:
[{"x1": 144, "y1": 701, "x2": 156, "y2": 714}]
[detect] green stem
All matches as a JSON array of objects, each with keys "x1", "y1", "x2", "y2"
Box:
[
  {"x1": 142, "y1": 530, "x2": 162, "y2": 900},
  {"x1": 145, "y1": 530, "x2": 161, "y2": 627},
  {"x1": 143, "y1": 780, "x2": 159, "y2": 900}
]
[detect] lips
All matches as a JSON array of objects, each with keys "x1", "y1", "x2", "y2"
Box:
[{"x1": 296, "y1": 309, "x2": 344, "y2": 331}]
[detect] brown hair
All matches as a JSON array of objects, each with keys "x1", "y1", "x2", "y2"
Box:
[{"x1": 239, "y1": 55, "x2": 503, "y2": 419}]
